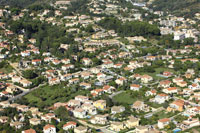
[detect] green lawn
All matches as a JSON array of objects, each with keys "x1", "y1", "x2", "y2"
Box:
[
  {"x1": 113, "y1": 92, "x2": 137, "y2": 105},
  {"x1": 0, "y1": 64, "x2": 13, "y2": 73},
  {"x1": 144, "y1": 110, "x2": 178, "y2": 125},
  {"x1": 23, "y1": 84, "x2": 89, "y2": 109},
  {"x1": 146, "y1": 102, "x2": 163, "y2": 108},
  {"x1": 185, "y1": 126, "x2": 200, "y2": 132},
  {"x1": 140, "y1": 67, "x2": 175, "y2": 80},
  {"x1": 156, "y1": 110, "x2": 177, "y2": 119}
]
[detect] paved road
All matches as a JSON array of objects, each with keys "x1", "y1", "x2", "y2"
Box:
[
  {"x1": 109, "y1": 90, "x2": 124, "y2": 99},
  {"x1": 100, "y1": 128, "x2": 116, "y2": 133},
  {"x1": 13, "y1": 84, "x2": 29, "y2": 92},
  {"x1": 8, "y1": 61, "x2": 22, "y2": 76},
  {"x1": 101, "y1": 68, "x2": 122, "y2": 78},
  {"x1": 8, "y1": 83, "x2": 46, "y2": 102},
  {"x1": 6, "y1": 61, "x2": 47, "y2": 102},
  {"x1": 144, "y1": 107, "x2": 164, "y2": 118},
  {"x1": 77, "y1": 119, "x2": 115, "y2": 133},
  {"x1": 7, "y1": 63, "x2": 104, "y2": 102}
]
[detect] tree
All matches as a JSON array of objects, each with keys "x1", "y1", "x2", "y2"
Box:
[
  {"x1": 102, "y1": 95, "x2": 113, "y2": 107},
  {"x1": 85, "y1": 24, "x2": 94, "y2": 33},
  {"x1": 55, "y1": 107, "x2": 70, "y2": 121},
  {"x1": 22, "y1": 70, "x2": 38, "y2": 79},
  {"x1": 165, "y1": 122, "x2": 176, "y2": 130},
  {"x1": 9, "y1": 20, "x2": 22, "y2": 33},
  {"x1": 92, "y1": 57, "x2": 102, "y2": 66},
  {"x1": 151, "y1": 0, "x2": 200, "y2": 18},
  {"x1": 144, "y1": 66, "x2": 155, "y2": 73},
  {"x1": 183, "y1": 38, "x2": 195, "y2": 45},
  {"x1": 98, "y1": 17, "x2": 160, "y2": 37},
  {"x1": 174, "y1": 60, "x2": 183, "y2": 71},
  {"x1": 152, "y1": 60, "x2": 164, "y2": 68},
  {"x1": 0, "y1": 61, "x2": 7, "y2": 68}
]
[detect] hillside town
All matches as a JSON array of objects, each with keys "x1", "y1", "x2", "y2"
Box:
[{"x1": 0, "y1": 0, "x2": 200, "y2": 133}]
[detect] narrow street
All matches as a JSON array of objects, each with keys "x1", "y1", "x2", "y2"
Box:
[
  {"x1": 6, "y1": 61, "x2": 46, "y2": 102},
  {"x1": 77, "y1": 119, "x2": 115, "y2": 133},
  {"x1": 8, "y1": 83, "x2": 46, "y2": 102},
  {"x1": 109, "y1": 90, "x2": 124, "y2": 99},
  {"x1": 8, "y1": 61, "x2": 22, "y2": 76}
]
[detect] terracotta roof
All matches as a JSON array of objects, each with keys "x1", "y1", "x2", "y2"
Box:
[
  {"x1": 172, "y1": 100, "x2": 184, "y2": 107},
  {"x1": 167, "y1": 87, "x2": 177, "y2": 91},
  {"x1": 43, "y1": 124, "x2": 55, "y2": 130},
  {"x1": 133, "y1": 101, "x2": 143, "y2": 107},
  {"x1": 32, "y1": 59, "x2": 41, "y2": 62},
  {"x1": 160, "y1": 80, "x2": 171, "y2": 85},
  {"x1": 158, "y1": 93, "x2": 168, "y2": 97},
  {"x1": 192, "y1": 83, "x2": 198, "y2": 87},
  {"x1": 174, "y1": 77, "x2": 183, "y2": 81},
  {"x1": 130, "y1": 84, "x2": 140, "y2": 88},
  {"x1": 150, "y1": 89, "x2": 157, "y2": 93},
  {"x1": 63, "y1": 121, "x2": 77, "y2": 127},
  {"x1": 158, "y1": 118, "x2": 170, "y2": 123}
]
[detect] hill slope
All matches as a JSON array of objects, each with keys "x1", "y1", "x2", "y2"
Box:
[
  {"x1": 0, "y1": 0, "x2": 50, "y2": 8},
  {"x1": 150, "y1": 0, "x2": 200, "y2": 18}
]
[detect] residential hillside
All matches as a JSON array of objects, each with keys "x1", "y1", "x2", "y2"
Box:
[
  {"x1": 0, "y1": 0, "x2": 51, "y2": 8},
  {"x1": 0, "y1": 0, "x2": 200, "y2": 132},
  {"x1": 150, "y1": 0, "x2": 200, "y2": 18}
]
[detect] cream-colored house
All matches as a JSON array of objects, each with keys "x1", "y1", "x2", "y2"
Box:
[
  {"x1": 110, "y1": 122, "x2": 125, "y2": 132},
  {"x1": 135, "y1": 126, "x2": 148, "y2": 133},
  {"x1": 125, "y1": 116, "x2": 140, "y2": 128},
  {"x1": 29, "y1": 118, "x2": 41, "y2": 125},
  {"x1": 74, "y1": 126, "x2": 87, "y2": 133}
]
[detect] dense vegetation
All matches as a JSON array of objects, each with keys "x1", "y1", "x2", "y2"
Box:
[
  {"x1": 151, "y1": 0, "x2": 200, "y2": 18},
  {"x1": 0, "y1": 0, "x2": 44, "y2": 8},
  {"x1": 98, "y1": 17, "x2": 160, "y2": 37},
  {"x1": 7, "y1": 18, "x2": 73, "y2": 55},
  {"x1": 64, "y1": 0, "x2": 90, "y2": 15}
]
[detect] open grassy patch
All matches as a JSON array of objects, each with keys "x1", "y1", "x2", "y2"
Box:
[
  {"x1": 140, "y1": 67, "x2": 175, "y2": 80},
  {"x1": 23, "y1": 84, "x2": 90, "y2": 109},
  {"x1": 0, "y1": 62, "x2": 13, "y2": 73},
  {"x1": 112, "y1": 91, "x2": 137, "y2": 105},
  {"x1": 185, "y1": 126, "x2": 200, "y2": 132}
]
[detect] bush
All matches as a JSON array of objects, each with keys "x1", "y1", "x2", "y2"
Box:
[
  {"x1": 98, "y1": 17, "x2": 160, "y2": 37},
  {"x1": 0, "y1": 61, "x2": 7, "y2": 68},
  {"x1": 22, "y1": 70, "x2": 38, "y2": 79}
]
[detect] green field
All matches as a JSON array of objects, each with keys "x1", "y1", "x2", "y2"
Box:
[
  {"x1": 22, "y1": 84, "x2": 89, "y2": 109},
  {"x1": 113, "y1": 92, "x2": 137, "y2": 105},
  {"x1": 185, "y1": 126, "x2": 200, "y2": 132},
  {"x1": 0, "y1": 63, "x2": 13, "y2": 74},
  {"x1": 140, "y1": 67, "x2": 175, "y2": 80}
]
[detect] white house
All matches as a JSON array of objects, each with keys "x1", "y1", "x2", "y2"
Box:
[
  {"x1": 74, "y1": 126, "x2": 87, "y2": 133},
  {"x1": 182, "y1": 118, "x2": 200, "y2": 128},
  {"x1": 140, "y1": 75, "x2": 153, "y2": 83},
  {"x1": 10, "y1": 122, "x2": 23, "y2": 129},
  {"x1": 43, "y1": 124, "x2": 56, "y2": 133},
  {"x1": 154, "y1": 94, "x2": 169, "y2": 104},
  {"x1": 174, "y1": 31, "x2": 185, "y2": 40},
  {"x1": 74, "y1": 95, "x2": 89, "y2": 103},
  {"x1": 21, "y1": 51, "x2": 30, "y2": 57},
  {"x1": 90, "y1": 114, "x2": 108, "y2": 125},
  {"x1": 163, "y1": 87, "x2": 178, "y2": 94},
  {"x1": 73, "y1": 108, "x2": 87, "y2": 118},
  {"x1": 67, "y1": 100, "x2": 81, "y2": 107},
  {"x1": 189, "y1": 83, "x2": 200, "y2": 90},
  {"x1": 20, "y1": 79, "x2": 32, "y2": 87},
  {"x1": 111, "y1": 106, "x2": 125, "y2": 114},
  {"x1": 130, "y1": 84, "x2": 141, "y2": 91},
  {"x1": 63, "y1": 121, "x2": 77, "y2": 131},
  {"x1": 158, "y1": 118, "x2": 170, "y2": 129}
]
